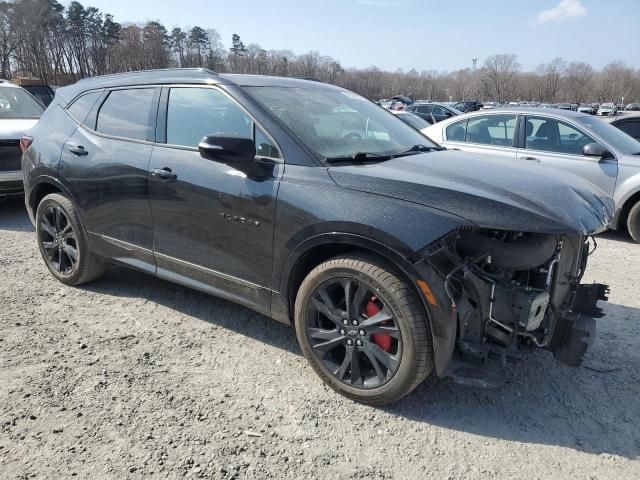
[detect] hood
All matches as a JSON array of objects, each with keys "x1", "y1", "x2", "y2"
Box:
[
  {"x1": 328, "y1": 150, "x2": 614, "y2": 235},
  {"x1": 0, "y1": 119, "x2": 39, "y2": 140}
]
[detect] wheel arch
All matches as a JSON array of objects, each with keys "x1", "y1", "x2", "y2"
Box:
[
  {"x1": 274, "y1": 233, "x2": 430, "y2": 329},
  {"x1": 613, "y1": 188, "x2": 640, "y2": 232}
]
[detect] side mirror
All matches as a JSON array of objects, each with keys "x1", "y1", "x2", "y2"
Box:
[
  {"x1": 198, "y1": 134, "x2": 273, "y2": 179},
  {"x1": 582, "y1": 142, "x2": 614, "y2": 160},
  {"x1": 198, "y1": 135, "x2": 255, "y2": 164}
]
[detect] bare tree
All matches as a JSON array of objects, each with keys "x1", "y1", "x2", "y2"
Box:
[{"x1": 482, "y1": 54, "x2": 520, "y2": 101}]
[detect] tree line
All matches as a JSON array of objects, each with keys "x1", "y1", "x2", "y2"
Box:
[{"x1": 1, "y1": 0, "x2": 638, "y2": 104}]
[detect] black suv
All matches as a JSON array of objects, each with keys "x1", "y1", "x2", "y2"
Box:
[{"x1": 22, "y1": 69, "x2": 612, "y2": 405}]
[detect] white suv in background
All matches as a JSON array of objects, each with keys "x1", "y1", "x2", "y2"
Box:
[{"x1": 0, "y1": 80, "x2": 44, "y2": 196}]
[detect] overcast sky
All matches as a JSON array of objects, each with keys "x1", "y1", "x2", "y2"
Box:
[{"x1": 76, "y1": 0, "x2": 640, "y2": 72}]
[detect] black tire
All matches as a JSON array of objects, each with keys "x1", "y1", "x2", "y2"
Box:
[
  {"x1": 294, "y1": 254, "x2": 434, "y2": 405},
  {"x1": 35, "y1": 193, "x2": 104, "y2": 285},
  {"x1": 627, "y1": 200, "x2": 640, "y2": 243}
]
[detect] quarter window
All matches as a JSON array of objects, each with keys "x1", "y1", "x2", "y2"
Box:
[
  {"x1": 525, "y1": 116, "x2": 595, "y2": 155},
  {"x1": 255, "y1": 126, "x2": 281, "y2": 159},
  {"x1": 446, "y1": 119, "x2": 468, "y2": 141},
  {"x1": 96, "y1": 89, "x2": 155, "y2": 141},
  {"x1": 466, "y1": 114, "x2": 517, "y2": 146},
  {"x1": 67, "y1": 91, "x2": 102, "y2": 124}
]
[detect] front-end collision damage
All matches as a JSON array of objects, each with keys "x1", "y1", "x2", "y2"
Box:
[{"x1": 417, "y1": 228, "x2": 609, "y2": 386}]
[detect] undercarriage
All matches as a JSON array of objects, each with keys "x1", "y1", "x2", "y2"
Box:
[{"x1": 424, "y1": 229, "x2": 609, "y2": 386}]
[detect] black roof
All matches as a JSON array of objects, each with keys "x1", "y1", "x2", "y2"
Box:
[{"x1": 56, "y1": 68, "x2": 340, "y2": 103}]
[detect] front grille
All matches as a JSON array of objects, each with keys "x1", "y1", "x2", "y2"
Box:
[{"x1": 0, "y1": 140, "x2": 21, "y2": 172}]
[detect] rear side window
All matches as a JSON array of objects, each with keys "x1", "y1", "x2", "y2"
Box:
[
  {"x1": 466, "y1": 114, "x2": 517, "y2": 146},
  {"x1": 446, "y1": 119, "x2": 468, "y2": 141},
  {"x1": 67, "y1": 91, "x2": 102, "y2": 124},
  {"x1": 97, "y1": 89, "x2": 155, "y2": 141}
]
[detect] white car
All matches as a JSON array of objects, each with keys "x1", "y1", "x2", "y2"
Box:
[
  {"x1": 0, "y1": 81, "x2": 45, "y2": 196},
  {"x1": 423, "y1": 107, "x2": 640, "y2": 241},
  {"x1": 597, "y1": 103, "x2": 618, "y2": 116}
]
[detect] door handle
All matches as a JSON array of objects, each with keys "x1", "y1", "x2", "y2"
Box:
[
  {"x1": 522, "y1": 156, "x2": 540, "y2": 162},
  {"x1": 67, "y1": 144, "x2": 88, "y2": 156},
  {"x1": 151, "y1": 167, "x2": 177, "y2": 181}
]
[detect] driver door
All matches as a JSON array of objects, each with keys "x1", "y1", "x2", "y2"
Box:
[{"x1": 148, "y1": 86, "x2": 283, "y2": 313}]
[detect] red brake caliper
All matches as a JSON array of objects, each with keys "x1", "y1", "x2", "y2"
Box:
[{"x1": 365, "y1": 296, "x2": 392, "y2": 352}]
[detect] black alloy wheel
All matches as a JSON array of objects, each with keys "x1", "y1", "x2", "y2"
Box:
[
  {"x1": 305, "y1": 277, "x2": 402, "y2": 389},
  {"x1": 35, "y1": 193, "x2": 104, "y2": 286},
  {"x1": 294, "y1": 255, "x2": 435, "y2": 405},
  {"x1": 39, "y1": 204, "x2": 78, "y2": 275}
]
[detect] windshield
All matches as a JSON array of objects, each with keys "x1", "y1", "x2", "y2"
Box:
[
  {"x1": 244, "y1": 86, "x2": 438, "y2": 160},
  {"x1": 397, "y1": 112, "x2": 430, "y2": 130},
  {"x1": 577, "y1": 115, "x2": 640, "y2": 155},
  {"x1": 0, "y1": 87, "x2": 45, "y2": 118}
]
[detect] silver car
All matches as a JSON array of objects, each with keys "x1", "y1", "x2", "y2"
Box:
[
  {"x1": 0, "y1": 81, "x2": 44, "y2": 196},
  {"x1": 424, "y1": 107, "x2": 640, "y2": 242}
]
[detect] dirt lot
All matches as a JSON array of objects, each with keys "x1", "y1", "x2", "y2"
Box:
[{"x1": 1, "y1": 195, "x2": 639, "y2": 480}]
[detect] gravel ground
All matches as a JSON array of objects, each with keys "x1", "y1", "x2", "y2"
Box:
[{"x1": 1, "y1": 195, "x2": 639, "y2": 479}]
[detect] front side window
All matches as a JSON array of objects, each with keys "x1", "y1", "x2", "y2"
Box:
[
  {"x1": 0, "y1": 87, "x2": 45, "y2": 118},
  {"x1": 466, "y1": 114, "x2": 517, "y2": 146},
  {"x1": 244, "y1": 86, "x2": 437, "y2": 159},
  {"x1": 67, "y1": 91, "x2": 102, "y2": 124},
  {"x1": 96, "y1": 89, "x2": 155, "y2": 141},
  {"x1": 166, "y1": 87, "x2": 253, "y2": 147},
  {"x1": 525, "y1": 116, "x2": 595, "y2": 155},
  {"x1": 165, "y1": 87, "x2": 280, "y2": 158}
]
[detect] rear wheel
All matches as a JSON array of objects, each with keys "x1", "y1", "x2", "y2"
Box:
[
  {"x1": 627, "y1": 200, "x2": 640, "y2": 243},
  {"x1": 36, "y1": 193, "x2": 104, "y2": 285},
  {"x1": 294, "y1": 255, "x2": 434, "y2": 405}
]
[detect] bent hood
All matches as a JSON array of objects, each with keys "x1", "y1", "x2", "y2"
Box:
[{"x1": 328, "y1": 150, "x2": 614, "y2": 235}]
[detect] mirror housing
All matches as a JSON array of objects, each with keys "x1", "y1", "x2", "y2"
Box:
[
  {"x1": 198, "y1": 134, "x2": 271, "y2": 179},
  {"x1": 198, "y1": 135, "x2": 255, "y2": 164},
  {"x1": 582, "y1": 142, "x2": 614, "y2": 160}
]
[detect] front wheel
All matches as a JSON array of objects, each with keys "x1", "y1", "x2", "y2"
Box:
[
  {"x1": 627, "y1": 200, "x2": 640, "y2": 243},
  {"x1": 294, "y1": 255, "x2": 434, "y2": 405},
  {"x1": 35, "y1": 193, "x2": 104, "y2": 285}
]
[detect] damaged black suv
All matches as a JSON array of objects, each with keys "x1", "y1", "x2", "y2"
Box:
[{"x1": 22, "y1": 69, "x2": 613, "y2": 405}]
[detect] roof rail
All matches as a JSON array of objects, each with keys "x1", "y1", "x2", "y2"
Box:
[{"x1": 77, "y1": 67, "x2": 218, "y2": 83}]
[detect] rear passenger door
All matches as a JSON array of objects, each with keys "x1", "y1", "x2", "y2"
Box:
[
  {"x1": 517, "y1": 115, "x2": 617, "y2": 195},
  {"x1": 60, "y1": 87, "x2": 160, "y2": 273}
]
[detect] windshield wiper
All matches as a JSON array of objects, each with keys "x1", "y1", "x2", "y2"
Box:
[
  {"x1": 325, "y1": 151, "x2": 393, "y2": 163},
  {"x1": 399, "y1": 144, "x2": 447, "y2": 154}
]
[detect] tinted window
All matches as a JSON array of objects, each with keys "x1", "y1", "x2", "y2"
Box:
[
  {"x1": 416, "y1": 105, "x2": 432, "y2": 114},
  {"x1": 466, "y1": 114, "x2": 517, "y2": 146},
  {"x1": 430, "y1": 105, "x2": 449, "y2": 116},
  {"x1": 0, "y1": 87, "x2": 44, "y2": 118},
  {"x1": 23, "y1": 85, "x2": 54, "y2": 106},
  {"x1": 167, "y1": 87, "x2": 252, "y2": 147},
  {"x1": 525, "y1": 116, "x2": 595, "y2": 155},
  {"x1": 255, "y1": 126, "x2": 281, "y2": 158},
  {"x1": 615, "y1": 119, "x2": 640, "y2": 141},
  {"x1": 397, "y1": 113, "x2": 430, "y2": 130},
  {"x1": 446, "y1": 119, "x2": 468, "y2": 141},
  {"x1": 97, "y1": 89, "x2": 155, "y2": 141},
  {"x1": 67, "y1": 91, "x2": 102, "y2": 124}
]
